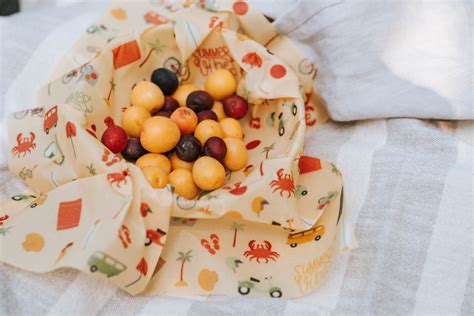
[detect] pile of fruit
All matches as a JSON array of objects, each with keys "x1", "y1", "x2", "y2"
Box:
[{"x1": 101, "y1": 68, "x2": 249, "y2": 199}]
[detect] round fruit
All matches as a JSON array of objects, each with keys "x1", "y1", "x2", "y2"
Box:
[
  {"x1": 186, "y1": 90, "x2": 214, "y2": 113},
  {"x1": 136, "y1": 153, "x2": 171, "y2": 174},
  {"x1": 101, "y1": 125, "x2": 128, "y2": 153},
  {"x1": 162, "y1": 96, "x2": 179, "y2": 112},
  {"x1": 170, "y1": 107, "x2": 198, "y2": 135},
  {"x1": 203, "y1": 137, "x2": 227, "y2": 163},
  {"x1": 154, "y1": 111, "x2": 172, "y2": 117},
  {"x1": 121, "y1": 106, "x2": 151, "y2": 137},
  {"x1": 192, "y1": 156, "x2": 226, "y2": 191},
  {"x1": 140, "y1": 116, "x2": 181, "y2": 153},
  {"x1": 170, "y1": 152, "x2": 194, "y2": 171},
  {"x1": 220, "y1": 117, "x2": 243, "y2": 139},
  {"x1": 142, "y1": 166, "x2": 168, "y2": 189},
  {"x1": 175, "y1": 135, "x2": 202, "y2": 162},
  {"x1": 223, "y1": 137, "x2": 247, "y2": 170},
  {"x1": 205, "y1": 69, "x2": 237, "y2": 100},
  {"x1": 211, "y1": 101, "x2": 227, "y2": 121},
  {"x1": 151, "y1": 68, "x2": 179, "y2": 95},
  {"x1": 197, "y1": 110, "x2": 218, "y2": 123},
  {"x1": 194, "y1": 120, "x2": 224, "y2": 145},
  {"x1": 131, "y1": 81, "x2": 165, "y2": 113},
  {"x1": 172, "y1": 84, "x2": 199, "y2": 107},
  {"x1": 121, "y1": 138, "x2": 148, "y2": 161},
  {"x1": 169, "y1": 168, "x2": 199, "y2": 199},
  {"x1": 222, "y1": 94, "x2": 248, "y2": 119}
]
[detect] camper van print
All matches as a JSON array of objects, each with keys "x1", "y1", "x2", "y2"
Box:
[
  {"x1": 287, "y1": 225, "x2": 325, "y2": 248},
  {"x1": 88, "y1": 251, "x2": 127, "y2": 277}
]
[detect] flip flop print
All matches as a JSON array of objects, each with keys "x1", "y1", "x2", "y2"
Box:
[{"x1": 201, "y1": 234, "x2": 220, "y2": 255}]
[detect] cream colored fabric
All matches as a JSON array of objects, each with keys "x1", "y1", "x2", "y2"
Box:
[{"x1": 1, "y1": 1, "x2": 349, "y2": 298}]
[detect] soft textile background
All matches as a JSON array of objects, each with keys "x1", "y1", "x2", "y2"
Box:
[
  {"x1": 273, "y1": 0, "x2": 473, "y2": 121},
  {"x1": 1, "y1": 1, "x2": 473, "y2": 315}
]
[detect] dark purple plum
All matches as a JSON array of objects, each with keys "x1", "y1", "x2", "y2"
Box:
[
  {"x1": 186, "y1": 90, "x2": 214, "y2": 113},
  {"x1": 197, "y1": 110, "x2": 218, "y2": 123},
  {"x1": 203, "y1": 137, "x2": 227, "y2": 163},
  {"x1": 121, "y1": 138, "x2": 148, "y2": 161},
  {"x1": 175, "y1": 135, "x2": 202, "y2": 162},
  {"x1": 151, "y1": 68, "x2": 179, "y2": 95},
  {"x1": 153, "y1": 111, "x2": 172, "y2": 118},
  {"x1": 162, "y1": 96, "x2": 180, "y2": 112}
]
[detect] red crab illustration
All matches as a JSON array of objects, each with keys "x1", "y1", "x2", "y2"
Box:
[
  {"x1": 243, "y1": 240, "x2": 280, "y2": 263},
  {"x1": 270, "y1": 168, "x2": 295, "y2": 198},
  {"x1": 11, "y1": 132, "x2": 36, "y2": 157},
  {"x1": 223, "y1": 182, "x2": 247, "y2": 195},
  {"x1": 107, "y1": 169, "x2": 130, "y2": 188}
]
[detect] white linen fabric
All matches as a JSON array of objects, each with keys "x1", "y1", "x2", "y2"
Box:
[
  {"x1": 273, "y1": 0, "x2": 473, "y2": 121},
  {"x1": 0, "y1": 1, "x2": 472, "y2": 315}
]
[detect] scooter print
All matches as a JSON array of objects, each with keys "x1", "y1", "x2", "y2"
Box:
[{"x1": 238, "y1": 276, "x2": 282, "y2": 298}]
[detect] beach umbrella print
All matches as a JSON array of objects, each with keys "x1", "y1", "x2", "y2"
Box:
[{"x1": 242, "y1": 52, "x2": 262, "y2": 68}]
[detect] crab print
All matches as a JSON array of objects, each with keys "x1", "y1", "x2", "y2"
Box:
[
  {"x1": 11, "y1": 132, "x2": 36, "y2": 158},
  {"x1": 270, "y1": 168, "x2": 295, "y2": 198},
  {"x1": 107, "y1": 169, "x2": 130, "y2": 188},
  {"x1": 243, "y1": 240, "x2": 280, "y2": 264}
]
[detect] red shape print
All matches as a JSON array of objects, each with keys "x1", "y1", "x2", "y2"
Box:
[
  {"x1": 112, "y1": 40, "x2": 141, "y2": 70},
  {"x1": 140, "y1": 202, "x2": 152, "y2": 217},
  {"x1": 223, "y1": 182, "x2": 247, "y2": 195},
  {"x1": 86, "y1": 124, "x2": 97, "y2": 138},
  {"x1": 298, "y1": 156, "x2": 321, "y2": 174},
  {"x1": 57, "y1": 198, "x2": 82, "y2": 231},
  {"x1": 242, "y1": 52, "x2": 262, "y2": 68},
  {"x1": 246, "y1": 140, "x2": 261, "y2": 150},
  {"x1": 270, "y1": 64, "x2": 286, "y2": 79},
  {"x1": 144, "y1": 11, "x2": 169, "y2": 25},
  {"x1": 249, "y1": 117, "x2": 261, "y2": 129},
  {"x1": 0, "y1": 214, "x2": 9, "y2": 226},
  {"x1": 233, "y1": 1, "x2": 249, "y2": 15}
]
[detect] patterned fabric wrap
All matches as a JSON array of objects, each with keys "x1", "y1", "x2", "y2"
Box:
[{"x1": 0, "y1": 0, "x2": 350, "y2": 298}]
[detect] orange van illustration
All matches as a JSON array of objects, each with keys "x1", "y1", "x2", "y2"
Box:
[
  {"x1": 44, "y1": 106, "x2": 58, "y2": 134},
  {"x1": 287, "y1": 225, "x2": 325, "y2": 248}
]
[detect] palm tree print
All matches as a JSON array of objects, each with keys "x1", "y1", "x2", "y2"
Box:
[
  {"x1": 331, "y1": 163, "x2": 341, "y2": 176},
  {"x1": 175, "y1": 250, "x2": 192, "y2": 286},
  {"x1": 139, "y1": 39, "x2": 166, "y2": 68},
  {"x1": 86, "y1": 163, "x2": 97, "y2": 176},
  {"x1": 259, "y1": 143, "x2": 275, "y2": 175},
  {"x1": 106, "y1": 79, "x2": 115, "y2": 103},
  {"x1": 230, "y1": 222, "x2": 244, "y2": 247}
]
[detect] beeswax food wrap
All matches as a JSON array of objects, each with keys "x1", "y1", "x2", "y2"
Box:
[{"x1": 0, "y1": 1, "x2": 350, "y2": 298}]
